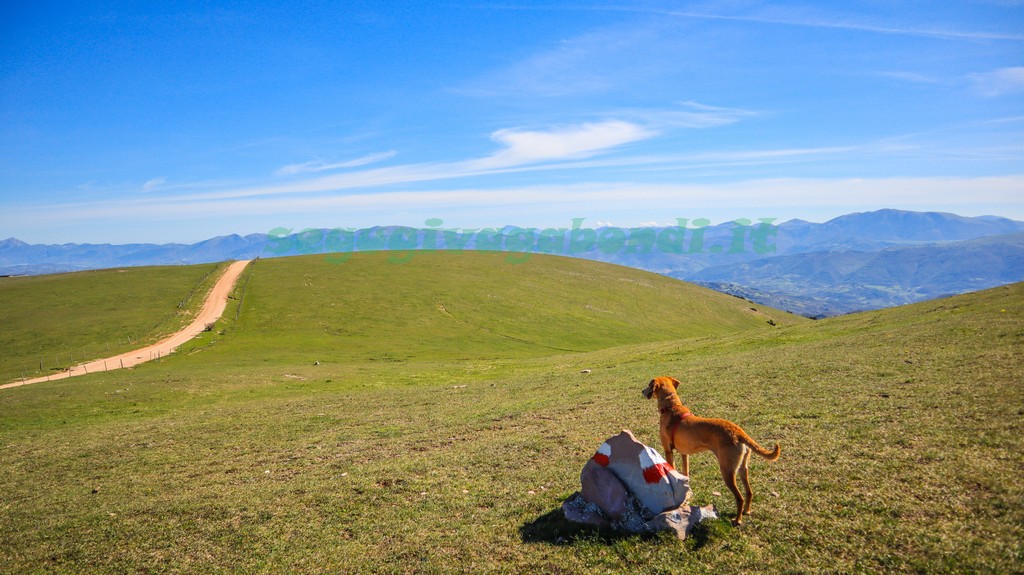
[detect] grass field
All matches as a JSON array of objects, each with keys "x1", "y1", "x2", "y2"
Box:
[
  {"x1": 1, "y1": 252, "x2": 1021, "y2": 574},
  {"x1": 0, "y1": 262, "x2": 226, "y2": 383},
  {"x1": 189, "y1": 252, "x2": 802, "y2": 366}
]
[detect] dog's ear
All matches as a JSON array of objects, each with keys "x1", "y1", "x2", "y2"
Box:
[{"x1": 669, "y1": 377, "x2": 681, "y2": 389}]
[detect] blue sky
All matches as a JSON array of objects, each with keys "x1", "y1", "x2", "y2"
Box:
[{"x1": 2, "y1": 1, "x2": 1023, "y2": 244}]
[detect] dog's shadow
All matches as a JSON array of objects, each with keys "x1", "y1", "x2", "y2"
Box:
[{"x1": 519, "y1": 507, "x2": 729, "y2": 549}]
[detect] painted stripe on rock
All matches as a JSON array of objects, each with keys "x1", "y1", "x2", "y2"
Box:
[{"x1": 592, "y1": 442, "x2": 612, "y2": 466}]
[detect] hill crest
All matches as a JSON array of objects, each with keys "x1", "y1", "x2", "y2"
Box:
[{"x1": 194, "y1": 251, "x2": 803, "y2": 364}]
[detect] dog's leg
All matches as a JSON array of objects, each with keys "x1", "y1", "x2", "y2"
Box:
[
  {"x1": 662, "y1": 440, "x2": 675, "y2": 471},
  {"x1": 681, "y1": 454, "x2": 689, "y2": 477},
  {"x1": 739, "y1": 447, "x2": 753, "y2": 515},
  {"x1": 720, "y1": 453, "x2": 745, "y2": 525}
]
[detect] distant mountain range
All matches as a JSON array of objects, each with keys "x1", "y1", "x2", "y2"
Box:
[
  {"x1": 3, "y1": 209, "x2": 1023, "y2": 317},
  {"x1": 686, "y1": 231, "x2": 1024, "y2": 317}
]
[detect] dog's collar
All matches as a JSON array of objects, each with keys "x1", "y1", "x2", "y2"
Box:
[{"x1": 660, "y1": 406, "x2": 694, "y2": 418}]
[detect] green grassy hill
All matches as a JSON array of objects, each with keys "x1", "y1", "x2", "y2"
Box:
[
  {"x1": 0, "y1": 253, "x2": 1020, "y2": 574},
  {"x1": 187, "y1": 251, "x2": 801, "y2": 366},
  {"x1": 0, "y1": 262, "x2": 225, "y2": 383}
]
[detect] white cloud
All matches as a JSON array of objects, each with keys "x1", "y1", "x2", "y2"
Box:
[
  {"x1": 142, "y1": 177, "x2": 166, "y2": 192},
  {"x1": 144, "y1": 119, "x2": 663, "y2": 203},
  {"x1": 47, "y1": 109, "x2": 753, "y2": 211},
  {"x1": 455, "y1": 22, "x2": 664, "y2": 98},
  {"x1": 12, "y1": 176, "x2": 1024, "y2": 226},
  {"x1": 472, "y1": 120, "x2": 656, "y2": 169},
  {"x1": 875, "y1": 71, "x2": 946, "y2": 85},
  {"x1": 52, "y1": 140, "x2": 887, "y2": 209},
  {"x1": 275, "y1": 150, "x2": 397, "y2": 176},
  {"x1": 970, "y1": 67, "x2": 1024, "y2": 97},
  {"x1": 617, "y1": 101, "x2": 759, "y2": 130},
  {"x1": 619, "y1": 5, "x2": 1024, "y2": 42}
]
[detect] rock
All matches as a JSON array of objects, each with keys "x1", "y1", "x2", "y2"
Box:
[
  {"x1": 563, "y1": 430, "x2": 715, "y2": 539},
  {"x1": 590, "y1": 429, "x2": 690, "y2": 517},
  {"x1": 646, "y1": 504, "x2": 718, "y2": 540},
  {"x1": 687, "y1": 504, "x2": 718, "y2": 526},
  {"x1": 580, "y1": 459, "x2": 628, "y2": 520},
  {"x1": 647, "y1": 507, "x2": 689, "y2": 539},
  {"x1": 561, "y1": 492, "x2": 610, "y2": 529},
  {"x1": 563, "y1": 492, "x2": 717, "y2": 540}
]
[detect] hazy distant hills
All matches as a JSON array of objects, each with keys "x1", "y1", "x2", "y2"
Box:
[
  {"x1": 3, "y1": 209, "x2": 1023, "y2": 317},
  {"x1": 0, "y1": 234, "x2": 268, "y2": 276},
  {"x1": 687, "y1": 231, "x2": 1024, "y2": 317},
  {"x1": 686, "y1": 211, "x2": 1024, "y2": 316},
  {"x1": 775, "y1": 209, "x2": 1024, "y2": 253}
]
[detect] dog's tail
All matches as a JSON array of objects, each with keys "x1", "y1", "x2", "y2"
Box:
[{"x1": 741, "y1": 433, "x2": 781, "y2": 461}]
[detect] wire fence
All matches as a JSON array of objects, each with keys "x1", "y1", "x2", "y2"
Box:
[
  {"x1": 233, "y1": 259, "x2": 255, "y2": 321},
  {"x1": 7, "y1": 262, "x2": 228, "y2": 383}
]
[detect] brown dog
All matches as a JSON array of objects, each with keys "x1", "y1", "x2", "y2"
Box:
[{"x1": 642, "y1": 376, "x2": 780, "y2": 525}]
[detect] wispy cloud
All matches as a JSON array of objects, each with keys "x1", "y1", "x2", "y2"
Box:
[
  {"x1": 13, "y1": 176, "x2": 1024, "y2": 226},
  {"x1": 10, "y1": 140, "x2": 982, "y2": 228},
  {"x1": 146, "y1": 118, "x2": 673, "y2": 202},
  {"x1": 454, "y1": 20, "x2": 671, "y2": 98},
  {"x1": 11, "y1": 115, "x2": 1018, "y2": 234},
  {"x1": 275, "y1": 150, "x2": 397, "y2": 176},
  {"x1": 874, "y1": 71, "x2": 947, "y2": 85},
  {"x1": 607, "y1": 5, "x2": 1024, "y2": 42},
  {"x1": 469, "y1": 120, "x2": 656, "y2": 169},
  {"x1": 42, "y1": 139, "x2": 893, "y2": 211},
  {"x1": 970, "y1": 67, "x2": 1024, "y2": 97},
  {"x1": 621, "y1": 101, "x2": 760, "y2": 129},
  {"x1": 142, "y1": 177, "x2": 166, "y2": 192}
]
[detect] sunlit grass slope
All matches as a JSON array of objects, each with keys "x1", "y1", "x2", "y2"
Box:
[
  {"x1": 0, "y1": 262, "x2": 224, "y2": 383},
  {"x1": 0, "y1": 252, "x2": 1020, "y2": 574},
  {"x1": 191, "y1": 251, "x2": 800, "y2": 365}
]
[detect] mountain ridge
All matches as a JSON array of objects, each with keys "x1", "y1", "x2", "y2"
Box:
[
  {"x1": 688, "y1": 231, "x2": 1024, "y2": 317},
  {"x1": 4, "y1": 209, "x2": 1023, "y2": 317}
]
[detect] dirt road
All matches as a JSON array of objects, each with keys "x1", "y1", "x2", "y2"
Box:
[{"x1": 1, "y1": 259, "x2": 252, "y2": 390}]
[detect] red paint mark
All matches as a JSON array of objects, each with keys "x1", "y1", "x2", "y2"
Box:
[{"x1": 642, "y1": 463, "x2": 673, "y2": 484}]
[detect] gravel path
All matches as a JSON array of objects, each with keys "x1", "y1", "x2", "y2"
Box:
[{"x1": 1, "y1": 259, "x2": 251, "y2": 390}]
